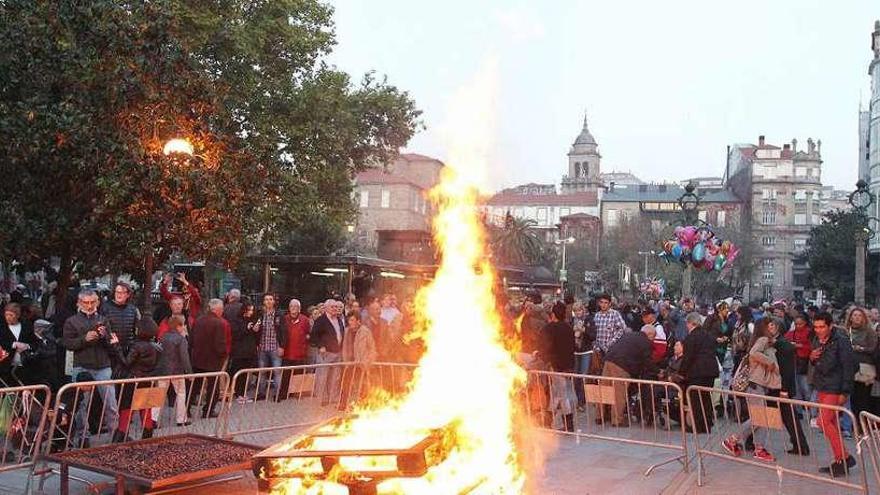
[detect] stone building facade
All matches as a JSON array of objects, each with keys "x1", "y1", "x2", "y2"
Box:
[
  {"x1": 353, "y1": 153, "x2": 444, "y2": 254},
  {"x1": 561, "y1": 115, "x2": 603, "y2": 193},
  {"x1": 867, "y1": 21, "x2": 880, "y2": 253},
  {"x1": 727, "y1": 136, "x2": 823, "y2": 302}
]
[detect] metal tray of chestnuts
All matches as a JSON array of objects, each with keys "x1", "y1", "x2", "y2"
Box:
[{"x1": 45, "y1": 433, "x2": 262, "y2": 494}]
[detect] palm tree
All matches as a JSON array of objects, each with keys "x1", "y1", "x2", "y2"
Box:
[{"x1": 490, "y1": 213, "x2": 544, "y2": 265}]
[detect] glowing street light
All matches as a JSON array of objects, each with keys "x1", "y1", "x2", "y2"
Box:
[{"x1": 163, "y1": 138, "x2": 194, "y2": 156}]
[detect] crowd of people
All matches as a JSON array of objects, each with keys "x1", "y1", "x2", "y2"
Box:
[
  {"x1": 0, "y1": 273, "x2": 417, "y2": 445},
  {"x1": 1, "y1": 272, "x2": 877, "y2": 477},
  {"x1": 511, "y1": 293, "x2": 868, "y2": 478}
]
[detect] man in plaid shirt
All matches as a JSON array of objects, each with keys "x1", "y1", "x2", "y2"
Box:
[{"x1": 593, "y1": 294, "x2": 626, "y2": 353}]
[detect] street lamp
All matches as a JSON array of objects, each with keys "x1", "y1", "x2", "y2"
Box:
[
  {"x1": 163, "y1": 138, "x2": 194, "y2": 156},
  {"x1": 555, "y1": 236, "x2": 576, "y2": 290},
  {"x1": 677, "y1": 182, "x2": 702, "y2": 299},
  {"x1": 637, "y1": 250, "x2": 656, "y2": 280},
  {"x1": 848, "y1": 179, "x2": 877, "y2": 305}
]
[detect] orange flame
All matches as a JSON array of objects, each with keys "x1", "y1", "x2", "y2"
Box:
[{"x1": 271, "y1": 60, "x2": 526, "y2": 494}]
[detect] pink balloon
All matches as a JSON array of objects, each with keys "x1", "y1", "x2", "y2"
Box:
[{"x1": 682, "y1": 226, "x2": 697, "y2": 247}]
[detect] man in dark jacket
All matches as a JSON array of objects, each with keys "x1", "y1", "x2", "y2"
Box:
[
  {"x1": 601, "y1": 326, "x2": 656, "y2": 426},
  {"x1": 62, "y1": 290, "x2": 120, "y2": 443},
  {"x1": 680, "y1": 312, "x2": 719, "y2": 433},
  {"x1": 311, "y1": 299, "x2": 345, "y2": 405},
  {"x1": 100, "y1": 282, "x2": 141, "y2": 353},
  {"x1": 190, "y1": 299, "x2": 229, "y2": 418},
  {"x1": 539, "y1": 302, "x2": 576, "y2": 431},
  {"x1": 811, "y1": 312, "x2": 856, "y2": 477}
]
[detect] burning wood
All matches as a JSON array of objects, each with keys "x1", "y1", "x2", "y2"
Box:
[{"x1": 253, "y1": 417, "x2": 458, "y2": 494}]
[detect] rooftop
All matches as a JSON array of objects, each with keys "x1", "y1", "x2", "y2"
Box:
[
  {"x1": 603, "y1": 184, "x2": 740, "y2": 203},
  {"x1": 486, "y1": 190, "x2": 599, "y2": 207}
]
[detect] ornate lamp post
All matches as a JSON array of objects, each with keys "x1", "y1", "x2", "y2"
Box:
[
  {"x1": 848, "y1": 179, "x2": 877, "y2": 306},
  {"x1": 555, "y1": 236, "x2": 576, "y2": 293},
  {"x1": 677, "y1": 183, "x2": 702, "y2": 299}
]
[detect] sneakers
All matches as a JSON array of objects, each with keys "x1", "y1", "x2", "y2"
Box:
[
  {"x1": 753, "y1": 446, "x2": 776, "y2": 463},
  {"x1": 721, "y1": 435, "x2": 743, "y2": 457}
]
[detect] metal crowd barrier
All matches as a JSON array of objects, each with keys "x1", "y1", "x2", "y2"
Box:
[
  {"x1": 859, "y1": 411, "x2": 880, "y2": 489},
  {"x1": 525, "y1": 369, "x2": 689, "y2": 476},
  {"x1": 33, "y1": 372, "x2": 229, "y2": 492},
  {"x1": 0, "y1": 384, "x2": 52, "y2": 477},
  {"x1": 220, "y1": 361, "x2": 417, "y2": 446},
  {"x1": 687, "y1": 385, "x2": 869, "y2": 493}
]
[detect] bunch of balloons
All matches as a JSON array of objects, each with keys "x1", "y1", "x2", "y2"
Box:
[
  {"x1": 659, "y1": 225, "x2": 739, "y2": 272},
  {"x1": 639, "y1": 278, "x2": 666, "y2": 299}
]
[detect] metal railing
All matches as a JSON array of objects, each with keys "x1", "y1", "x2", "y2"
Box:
[
  {"x1": 0, "y1": 384, "x2": 51, "y2": 476},
  {"x1": 32, "y1": 372, "x2": 230, "y2": 493},
  {"x1": 220, "y1": 362, "x2": 417, "y2": 446},
  {"x1": 859, "y1": 410, "x2": 880, "y2": 489},
  {"x1": 525, "y1": 369, "x2": 689, "y2": 476},
  {"x1": 41, "y1": 371, "x2": 230, "y2": 454},
  {"x1": 687, "y1": 385, "x2": 869, "y2": 493}
]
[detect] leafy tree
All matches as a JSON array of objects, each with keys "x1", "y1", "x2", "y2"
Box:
[
  {"x1": 0, "y1": 1, "x2": 420, "y2": 307},
  {"x1": 805, "y1": 209, "x2": 878, "y2": 304},
  {"x1": 489, "y1": 213, "x2": 546, "y2": 266}
]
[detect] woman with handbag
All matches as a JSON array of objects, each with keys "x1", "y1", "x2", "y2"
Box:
[
  {"x1": 722, "y1": 319, "x2": 781, "y2": 463},
  {"x1": 847, "y1": 307, "x2": 878, "y2": 419}
]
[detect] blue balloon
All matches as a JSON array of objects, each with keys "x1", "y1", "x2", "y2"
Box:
[
  {"x1": 692, "y1": 242, "x2": 706, "y2": 262},
  {"x1": 671, "y1": 243, "x2": 682, "y2": 259}
]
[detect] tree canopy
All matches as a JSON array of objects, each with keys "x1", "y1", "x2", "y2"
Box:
[
  {"x1": 0, "y1": 0, "x2": 420, "y2": 297},
  {"x1": 805, "y1": 209, "x2": 878, "y2": 304}
]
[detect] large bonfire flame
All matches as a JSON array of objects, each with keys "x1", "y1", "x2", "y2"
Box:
[{"x1": 268, "y1": 64, "x2": 527, "y2": 494}]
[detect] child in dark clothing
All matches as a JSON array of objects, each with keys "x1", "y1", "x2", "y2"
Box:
[{"x1": 113, "y1": 319, "x2": 163, "y2": 443}]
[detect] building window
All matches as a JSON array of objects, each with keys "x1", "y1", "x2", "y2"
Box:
[
  {"x1": 762, "y1": 236, "x2": 777, "y2": 248},
  {"x1": 762, "y1": 211, "x2": 777, "y2": 225},
  {"x1": 811, "y1": 214, "x2": 820, "y2": 225},
  {"x1": 607, "y1": 209, "x2": 619, "y2": 227},
  {"x1": 793, "y1": 239, "x2": 807, "y2": 251},
  {"x1": 359, "y1": 190, "x2": 369, "y2": 208},
  {"x1": 761, "y1": 189, "x2": 777, "y2": 202},
  {"x1": 381, "y1": 189, "x2": 390, "y2": 208},
  {"x1": 795, "y1": 167, "x2": 806, "y2": 177},
  {"x1": 560, "y1": 207, "x2": 571, "y2": 218},
  {"x1": 716, "y1": 210, "x2": 726, "y2": 227},
  {"x1": 698, "y1": 211, "x2": 707, "y2": 222},
  {"x1": 537, "y1": 207, "x2": 548, "y2": 224},
  {"x1": 794, "y1": 190, "x2": 806, "y2": 202},
  {"x1": 421, "y1": 198, "x2": 427, "y2": 215},
  {"x1": 794, "y1": 213, "x2": 806, "y2": 225},
  {"x1": 514, "y1": 207, "x2": 524, "y2": 218}
]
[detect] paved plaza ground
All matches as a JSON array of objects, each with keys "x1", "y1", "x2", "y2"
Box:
[{"x1": 0, "y1": 430, "x2": 872, "y2": 494}]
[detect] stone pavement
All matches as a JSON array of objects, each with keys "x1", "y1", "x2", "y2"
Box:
[{"x1": 0, "y1": 432, "x2": 872, "y2": 494}]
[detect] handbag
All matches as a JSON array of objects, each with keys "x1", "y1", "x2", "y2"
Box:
[
  {"x1": 731, "y1": 359, "x2": 751, "y2": 392},
  {"x1": 856, "y1": 362, "x2": 877, "y2": 385}
]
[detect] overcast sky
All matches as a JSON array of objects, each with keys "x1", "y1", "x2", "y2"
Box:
[{"x1": 328, "y1": 0, "x2": 879, "y2": 191}]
